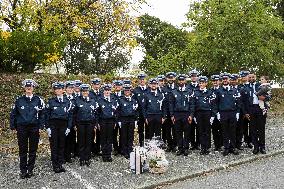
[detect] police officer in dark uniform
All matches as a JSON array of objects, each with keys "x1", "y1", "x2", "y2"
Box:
[
  {"x1": 239, "y1": 71, "x2": 253, "y2": 148},
  {"x1": 210, "y1": 75, "x2": 223, "y2": 151},
  {"x1": 10, "y1": 79, "x2": 45, "y2": 179},
  {"x1": 142, "y1": 78, "x2": 166, "y2": 139},
  {"x1": 117, "y1": 84, "x2": 139, "y2": 159},
  {"x1": 215, "y1": 73, "x2": 241, "y2": 156},
  {"x1": 97, "y1": 84, "x2": 119, "y2": 162},
  {"x1": 112, "y1": 80, "x2": 124, "y2": 155},
  {"x1": 246, "y1": 73, "x2": 270, "y2": 154},
  {"x1": 73, "y1": 80, "x2": 82, "y2": 98},
  {"x1": 193, "y1": 76, "x2": 217, "y2": 155},
  {"x1": 187, "y1": 69, "x2": 200, "y2": 150},
  {"x1": 133, "y1": 73, "x2": 149, "y2": 146},
  {"x1": 73, "y1": 84, "x2": 98, "y2": 166},
  {"x1": 157, "y1": 75, "x2": 167, "y2": 144},
  {"x1": 45, "y1": 82, "x2": 73, "y2": 173},
  {"x1": 169, "y1": 74, "x2": 194, "y2": 156},
  {"x1": 89, "y1": 78, "x2": 103, "y2": 156},
  {"x1": 163, "y1": 72, "x2": 178, "y2": 152},
  {"x1": 64, "y1": 81, "x2": 76, "y2": 163}
]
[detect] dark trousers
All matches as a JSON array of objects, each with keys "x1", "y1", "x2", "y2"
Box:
[
  {"x1": 137, "y1": 116, "x2": 146, "y2": 146},
  {"x1": 100, "y1": 120, "x2": 115, "y2": 158},
  {"x1": 174, "y1": 114, "x2": 190, "y2": 151},
  {"x1": 243, "y1": 117, "x2": 251, "y2": 144},
  {"x1": 212, "y1": 116, "x2": 223, "y2": 149},
  {"x1": 120, "y1": 118, "x2": 135, "y2": 156},
  {"x1": 236, "y1": 113, "x2": 245, "y2": 148},
  {"x1": 164, "y1": 117, "x2": 177, "y2": 149},
  {"x1": 250, "y1": 105, "x2": 267, "y2": 149},
  {"x1": 189, "y1": 121, "x2": 200, "y2": 148},
  {"x1": 77, "y1": 122, "x2": 93, "y2": 161},
  {"x1": 113, "y1": 124, "x2": 122, "y2": 153},
  {"x1": 196, "y1": 111, "x2": 211, "y2": 150},
  {"x1": 220, "y1": 111, "x2": 237, "y2": 150},
  {"x1": 49, "y1": 119, "x2": 67, "y2": 169},
  {"x1": 92, "y1": 129, "x2": 101, "y2": 155},
  {"x1": 147, "y1": 115, "x2": 162, "y2": 139},
  {"x1": 64, "y1": 127, "x2": 76, "y2": 161},
  {"x1": 17, "y1": 124, "x2": 39, "y2": 174}
]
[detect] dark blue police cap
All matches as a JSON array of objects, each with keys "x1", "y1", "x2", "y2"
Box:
[
  {"x1": 199, "y1": 76, "x2": 208, "y2": 82},
  {"x1": 137, "y1": 73, "x2": 147, "y2": 79},
  {"x1": 74, "y1": 80, "x2": 82, "y2": 87},
  {"x1": 177, "y1": 74, "x2": 188, "y2": 80},
  {"x1": 102, "y1": 84, "x2": 112, "y2": 90},
  {"x1": 149, "y1": 78, "x2": 158, "y2": 84},
  {"x1": 91, "y1": 78, "x2": 101, "y2": 84},
  {"x1": 211, "y1": 75, "x2": 220, "y2": 81},
  {"x1": 239, "y1": 70, "x2": 250, "y2": 77},
  {"x1": 189, "y1": 69, "x2": 200, "y2": 77},
  {"x1": 80, "y1": 84, "x2": 91, "y2": 91},
  {"x1": 65, "y1": 80, "x2": 74, "y2": 88},
  {"x1": 52, "y1": 82, "x2": 65, "y2": 89},
  {"x1": 22, "y1": 79, "x2": 38, "y2": 88},
  {"x1": 166, "y1": 72, "x2": 177, "y2": 78}
]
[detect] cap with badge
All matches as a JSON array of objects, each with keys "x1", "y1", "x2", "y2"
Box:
[
  {"x1": 220, "y1": 72, "x2": 231, "y2": 79},
  {"x1": 102, "y1": 84, "x2": 112, "y2": 91},
  {"x1": 80, "y1": 84, "x2": 91, "y2": 91},
  {"x1": 177, "y1": 74, "x2": 188, "y2": 80},
  {"x1": 149, "y1": 78, "x2": 158, "y2": 84},
  {"x1": 113, "y1": 80, "x2": 123, "y2": 86},
  {"x1": 189, "y1": 69, "x2": 200, "y2": 77},
  {"x1": 166, "y1": 72, "x2": 177, "y2": 78},
  {"x1": 65, "y1": 80, "x2": 74, "y2": 88},
  {"x1": 123, "y1": 79, "x2": 131, "y2": 85},
  {"x1": 137, "y1": 73, "x2": 147, "y2": 80},
  {"x1": 198, "y1": 76, "x2": 208, "y2": 82},
  {"x1": 74, "y1": 80, "x2": 82, "y2": 87},
  {"x1": 239, "y1": 70, "x2": 250, "y2": 77},
  {"x1": 157, "y1": 75, "x2": 166, "y2": 81},
  {"x1": 52, "y1": 82, "x2": 65, "y2": 89},
  {"x1": 211, "y1": 75, "x2": 220, "y2": 81},
  {"x1": 123, "y1": 84, "x2": 132, "y2": 91},
  {"x1": 230, "y1": 74, "x2": 239, "y2": 81},
  {"x1": 22, "y1": 79, "x2": 38, "y2": 88},
  {"x1": 91, "y1": 78, "x2": 101, "y2": 85}
]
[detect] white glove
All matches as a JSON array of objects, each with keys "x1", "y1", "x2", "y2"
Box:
[
  {"x1": 65, "y1": 128, "x2": 70, "y2": 136},
  {"x1": 216, "y1": 112, "x2": 220, "y2": 121},
  {"x1": 236, "y1": 113, "x2": 240, "y2": 121},
  {"x1": 210, "y1": 117, "x2": 215, "y2": 125},
  {"x1": 118, "y1": 122, "x2": 122, "y2": 128},
  {"x1": 46, "y1": 128, "x2": 51, "y2": 137},
  {"x1": 135, "y1": 121, "x2": 138, "y2": 129},
  {"x1": 193, "y1": 117, "x2": 197, "y2": 124}
]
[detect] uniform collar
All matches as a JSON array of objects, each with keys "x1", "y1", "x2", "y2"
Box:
[
  {"x1": 223, "y1": 85, "x2": 231, "y2": 91},
  {"x1": 57, "y1": 95, "x2": 64, "y2": 102},
  {"x1": 139, "y1": 85, "x2": 147, "y2": 90},
  {"x1": 178, "y1": 85, "x2": 186, "y2": 91},
  {"x1": 25, "y1": 94, "x2": 33, "y2": 99},
  {"x1": 200, "y1": 88, "x2": 207, "y2": 93}
]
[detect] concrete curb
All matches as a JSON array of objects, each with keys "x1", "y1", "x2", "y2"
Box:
[{"x1": 139, "y1": 149, "x2": 284, "y2": 189}]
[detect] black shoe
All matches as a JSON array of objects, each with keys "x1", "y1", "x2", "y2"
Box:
[
  {"x1": 26, "y1": 171, "x2": 34, "y2": 178},
  {"x1": 246, "y1": 143, "x2": 253, "y2": 149},
  {"x1": 260, "y1": 148, "x2": 266, "y2": 154},
  {"x1": 190, "y1": 146, "x2": 196, "y2": 150},
  {"x1": 113, "y1": 150, "x2": 119, "y2": 156},
  {"x1": 65, "y1": 158, "x2": 72, "y2": 163},
  {"x1": 223, "y1": 150, "x2": 229, "y2": 156},
  {"x1": 214, "y1": 147, "x2": 221, "y2": 151},
  {"x1": 20, "y1": 172, "x2": 27, "y2": 179},
  {"x1": 252, "y1": 148, "x2": 259, "y2": 154},
  {"x1": 236, "y1": 145, "x2": 244, "y2": 150},
  {"x1": 165, "y1": 147, "x2": 172, "y2": 152},
  {"x1": 85, "y1": 160, "x2": 91, "y2": 166},
  {"x1": 107, "y1": 157, "x2": 113, "y2": 162},
  {"x1": 176, "y1": 150, "x2": 183, "y2": 156},
  {"x1": 231, "y1": 149, "x2": 239, "y2": 155},
  {"x1": 53, "y1": 168, "x2": 61, "y2": 173},
  {"x1": 59, "y1": 166, "x2": 66, "y2": 173},
  {"x1": 184, "y1": 149, "x2": 189, "y2": 156},
  {"x1": 124, "y1": 155, "x2": 130, "y2": 159},
  {"x1": 80, "y1": 160, "x2": 84, "y2": 166}
]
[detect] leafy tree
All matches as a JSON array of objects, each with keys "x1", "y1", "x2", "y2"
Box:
[
  {"x1": 184, "y1": 0, "x2": 284, "y2": 79},
  {"x1": 137, "y1": 14, "x2": 190, "y2": 76}
]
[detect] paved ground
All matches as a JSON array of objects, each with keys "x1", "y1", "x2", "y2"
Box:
[
  {"x1": 165, "y1": 153, "x2": 284, "y2": 189},
  {"x1": 0, "y1": 117, "x2": 284, "y2": 189}
]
